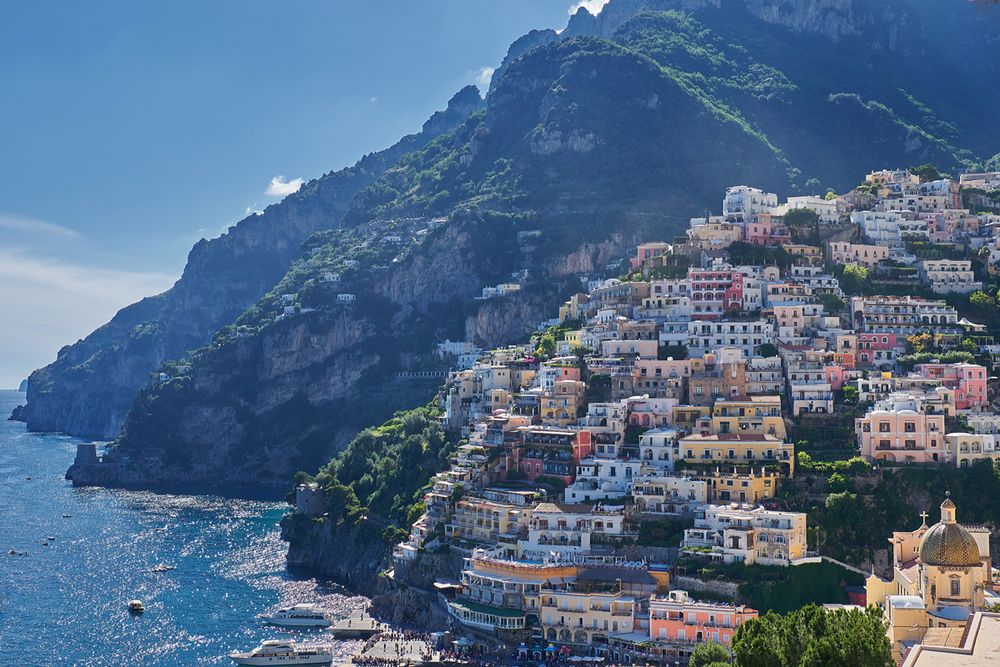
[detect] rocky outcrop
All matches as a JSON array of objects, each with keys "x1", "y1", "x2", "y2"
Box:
[
  {"x1": 281, "y1": 513, "x2": 392, "y2": 595},
  {"x1": 14, "y1": 87, "x2": 484, "y2": 440},
  {"x1": 465, "y1": 290, "x2": 565, "y2": 350},
  {"x1": 281, "y1": 509, "x2": 460, "y2": 628}
]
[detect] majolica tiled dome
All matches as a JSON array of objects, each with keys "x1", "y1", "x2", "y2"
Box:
[{"x1": 919, "y1": 497, "x2": 981, "y2": 568}]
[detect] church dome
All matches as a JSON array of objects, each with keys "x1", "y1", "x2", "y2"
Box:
[{"x1": 919, "y1": 496, "x2": 981, "y2": 568}]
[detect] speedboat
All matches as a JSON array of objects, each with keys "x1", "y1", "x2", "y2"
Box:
[
  {"x1": 151, "y1": 564, "x2": 176, "y2": 573},
  {"x1": 128, "y1": 599, "x2": 145, "y2": 614},
  {"x1": 260, "y1": 603, "x2": 332, "y2": 628},
  {"x1": 228, "y1": 640, "x2": 333, "y2": 665}
]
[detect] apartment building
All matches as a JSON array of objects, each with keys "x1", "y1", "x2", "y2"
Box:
[
  {"x1": 519, "y1": 503, "x2": 628, "y2": 558},
  {"x1": 682, "y1": 504, "x2": 808, "y2": 565},
  {"x1": 856, "y1": 396, "x2": 946, "y2": 463},
  {"x1": 632, "y1": 475, "x2": 709, "y2": 516},
  {"x1": 849, "y1": 296, "x2": 960, "y2": 335},
  {"x1": 687, "y1": 348, "x2": 748, "y2": 405},
  {"x1": 677, "y1": 433, "x2": 795, "y2": 475},
  {"x1": 687, "y1": 320, "x2": 774, "y2": 360},
  {"x1": 912, "y1": 362, "x2": 988, "y2": 410},
  {"x1": 827, "y1": 241, "x2": 890, "y2": 269},
  {"x1": 722, "y1": 186, "x2": 778, "y2": 225},
  {"x1": 944, "y1": 432, "x2": 1000, "y2": 467},
  {"x1": 540, "y1": 590, "x2": 637, "y2": 646},
  {"x1": 710, "y1": 396, "x2": 786, "y2": 440},
  {"x1": 917, "y1": 259, "x2": 982, "y2": 294},
  {"x1": 446, "y1": 497, "x2": 529, "y2": 545},
  {"x1": 745, "y1": 356, "x2": 784, "y2": 395},
  {"x1": 649, "y1": 590, "x2": 758, "y2": 647}
]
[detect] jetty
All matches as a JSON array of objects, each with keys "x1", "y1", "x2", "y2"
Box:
[{"x1": 328, "y1": 610, "x2": 383, "y2": 639}]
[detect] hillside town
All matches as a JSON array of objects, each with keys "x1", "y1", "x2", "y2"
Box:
[{"x1": 295, "y1": 168, "x2": 1000, "y2": 665}]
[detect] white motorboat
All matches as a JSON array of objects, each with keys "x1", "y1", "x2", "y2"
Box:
[
  {"x1": 228, "y1": 640, "x2": 333, "y2": 665},
  {"x1": 260, "y1": 603, "x2": 332, "y2": 628}
]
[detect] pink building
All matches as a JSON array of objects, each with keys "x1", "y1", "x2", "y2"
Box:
[
  {"x1": 689, "y1": 267, "x2": 745, "y2": 320},
  {"x1": 648, "y1": 591, "x2": 757, "y2": 647},
  {"x1": 630, "y1": 242, "x2": 672, "y2": 270},
  {"x1": 746, "y1": 213, "x2": 791, "y2": 247},
  {"x1": 857, "y1": 333, "x2": 899, "y2": 368},
  {"x1": 825, "y1": 365, "x2": 847, "y2": 391},
  {"x1": 855, "y1": 398, "x2": 945, "y2": 463},
  {"x1": 510, "y1": 428, "x2": 592, "y2": 484},
  {"x1": 628, "y1": 397, "x2": 679, "y2": 428},
  {"x1": 912, "y1": 362, "x2": 987, "y2": 410}
]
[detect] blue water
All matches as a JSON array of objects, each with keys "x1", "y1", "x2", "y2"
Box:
[{"x1": 0, "y1": 390, "x2": 367, "y2": 666}]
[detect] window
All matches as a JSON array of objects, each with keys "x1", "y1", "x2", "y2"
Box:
[
  {"x1": 879, "y1": 422, "x2": 890, "y2": 433},
  {"x1": 950, "y1": 577, "x2": 960, "y2": 597}
]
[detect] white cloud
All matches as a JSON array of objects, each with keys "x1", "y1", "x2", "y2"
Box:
[
  {"x1": 266, "y1": 175, "x2": 304, "y2": 197},
  {"x1": 370, "y1": 96, "x2": 379, "y2": 104},
  {"x1": 475, "y1": 67, "x2": 495, "y2": 92},
  {"x1": 0, "y1": 212, "x2": 80, "y2": 239},
  {"x1": 0, "y1": 249, "x2": 176, "y2": 388},
  {"x1": 568, "y1": 0, "x2": 609, "y2": 15}
]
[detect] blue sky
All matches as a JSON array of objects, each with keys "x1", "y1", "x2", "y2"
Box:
[{"x1": 0, "y1": 0, "x2": 605, "y2": 387}]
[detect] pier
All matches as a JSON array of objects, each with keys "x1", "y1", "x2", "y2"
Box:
[{"x1": 329, "y1": 610, "x2": 384, "y2": 639}]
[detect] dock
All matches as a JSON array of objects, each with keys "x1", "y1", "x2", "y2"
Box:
[{"x1": 328, "y1": 610, "x2": 384, "y2": 639}]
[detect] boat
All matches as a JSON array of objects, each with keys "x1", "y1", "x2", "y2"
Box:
[
  {"x1": 61, "y1": 514, "x2": 72, "y2": 518},
  {"x1": 128, "y1": 599, "x2": 145, "y2": 614},
  {"x1": 150, "y1": 564, "x2": 176, "y2": 573},
  {"x1": 260, "y1": 603, "x2": 332, "y2": 628},
  {"x1": 228, "y1": 640, "x2": 333, "y2": 665}
]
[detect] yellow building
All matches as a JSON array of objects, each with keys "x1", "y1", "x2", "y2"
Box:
[
  {"x1": 696, "y1": 467, "x2": 780, "y2": 504},
  {"x1": 784, "y1": 243, "x2": 823, "y2": 265},
  {"x1": 678, "y1": 433, "x2": 795, "y2": 476},
  {"x1": 540, "y1": 591, "x2": 637, "y2": 645},
  {"x1": 672, "y1": 405, "x2": 712, "y2": 435},
  {"x1": 943, "y1": 432, "x2": 1000, "y2": 467},
  {"x1": 687, "y1": 220, "x2": 743, "y2": 250},
  {"x1": 866, "y1": 495, "x2": 993, "y2": 661},
  {"x1": 541, "y1": 379, "x2": 586, "y2": 427},
  {"x1": 710, "y1": 396, "x2": 786, "y2": 440},
  {"x1": 445, "y1": 497, "x2": 529, "y2": 545}
]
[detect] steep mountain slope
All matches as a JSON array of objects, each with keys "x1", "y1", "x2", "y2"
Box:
[
  {"x1": 67, "y1": 35, "x2": 791, "y2": 492},
  {"x1": 62, "y1": 0, "x2": 1000, "y2": 493},
  {"x1": 12, "y1": 87, "x2": 483, "y2": 439}
]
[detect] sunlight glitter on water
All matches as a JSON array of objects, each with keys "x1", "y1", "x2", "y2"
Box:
[{"x1": 0, "y1": 390, "x2": 369, "y2": 666}]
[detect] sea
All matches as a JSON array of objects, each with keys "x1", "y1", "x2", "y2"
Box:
[{"x1": 0, "y1": 390, "x2": 368, "y2": 666}]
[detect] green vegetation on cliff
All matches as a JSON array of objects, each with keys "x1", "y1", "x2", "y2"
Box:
[
  {"x1": 785, "y1": 460, "x2": 1000, "y2": 565},
  {"x1": 302, "y1": 405, "x2": 456, "y2": 537}
]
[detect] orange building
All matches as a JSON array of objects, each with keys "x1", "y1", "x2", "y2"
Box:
[{"x1": 648, "y1": 590, "x2": 757, "y2": 647}]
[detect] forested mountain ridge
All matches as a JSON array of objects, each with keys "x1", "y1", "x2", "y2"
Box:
[
  {"x1": 51, "y1": 0, "x2": 1000, "y2": 492},
  {"x1": 13, "y1": 86, "x2": 484, "y2": 439}
]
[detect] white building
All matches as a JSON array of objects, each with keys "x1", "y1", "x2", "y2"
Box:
[
  {"x1": 687, "y1": 319, "x2": 775, "y2": 359},
  {"x1": 779, "y1": 195, "x2": 841, "y2": 224},
  {"x1": 564, "y1": 458, "x2": 644, "y2": 503},
  {"x1": 723, "y1": 186, "x2": 778, "y2": 225},
  {"x1": 682, "y1": 504, "x2": 808, "y2": 566},
  {"x1": 518, "y1": 503, "x2": 628, "y2": 558},
  {"x1": 632, "y1": 475, "x2": 708, "y2": 516},
  {"x1": 746, "y1": 357, "x2": 784, "y2": 395},
  {"x1": 637, "y1": 428, "x2": 679, "y2": 471},
  {"x1": 917, "y1": 259, "x2": 983, "y2": 294}
]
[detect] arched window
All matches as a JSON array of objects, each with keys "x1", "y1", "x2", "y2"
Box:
[{"x1": 950, "y1": 576, "x2": 961, "y2": 597}]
